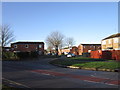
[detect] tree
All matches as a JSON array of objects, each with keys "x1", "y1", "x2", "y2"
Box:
[
  {"x1": 65, "y1": 37, "x2": 75, "y2": 49},
  {"x1": 46, "y1": 31, "x2": 64, "y2": 56},
  {"x1": 0, "y1": 25, "x2": 15, "y2": 48}
]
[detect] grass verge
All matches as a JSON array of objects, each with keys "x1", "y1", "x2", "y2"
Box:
[
  {"x1": 72, "y1": 61, "x2": 120, "y2": 70},
  {"x1": 50, "y1": 57, "x2": 120, "y2": 71},
  {"x1": 69, "y1": 57, "x2": 106, "y2": 61}
]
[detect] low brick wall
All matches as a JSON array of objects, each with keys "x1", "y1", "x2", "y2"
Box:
[
  {"x1": 115, "y1": 50, "x2": 120, "y2": 61},
  {"x1": 90, "y1": 50, "x2": 101, "y2": 59},
  {"x1": 90, "y1": 50, "x2": 120, "y2": 61}
]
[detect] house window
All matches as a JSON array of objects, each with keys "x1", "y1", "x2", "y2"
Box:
[
  {"x1": 102, "y1": 40, "x2": 106, "y2": 45},
  {"x1": 114, "y1": 38, "x2": 118, "y2": 43},
  {"x1": 39, "y1": 44, "x2": 42, "y2": 48},
  {"x1": 108, "y1": 39, "x2": 112, "y2": 44},
  {"x1": 14, "y1": 45, "x2": 17, "y2": 48},
  {"x1": 90, "y1": 45, "x2": 94, "y2": 48},
  {"x1": 25, "y1": 44, "x2": 29, "y2": 48}
]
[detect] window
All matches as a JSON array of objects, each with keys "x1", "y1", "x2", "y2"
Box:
[
  {"x1": 14, "y1": 45, "x2": 17, "y2": 48},
  {"x1": 39, "y1": 44, "x2": 42, "y2": 48},
  {"x1": 114, "y1": 38, "x2": 118, "y2": 43},
  {"x1": 108, "y1": 39, "x2": 112, "y2": 44},
  {"x1": 90, "y1": 45, "x2": 94, "y2": 48},
  {"x1": 102, "y1": 40, "x2": 106, "y2": 45},
  {"x1": 25, "y1": 44, "x2": 29, "y2": 48}
]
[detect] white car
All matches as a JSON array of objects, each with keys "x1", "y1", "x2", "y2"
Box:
[
  {"x1": 67, "y1": 53, "x2": 76, "y2": 58},
  {"x1": 67, "y1": 54, "x2": 72, "y2": 57}
]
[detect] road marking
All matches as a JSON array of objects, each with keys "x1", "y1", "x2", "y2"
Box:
[
  {"x1": 2, "y1": 78, "x2": 31, "y2": 88},
  {"x1": 31, "y1": 69, "x2": 120, "y2": 86}
]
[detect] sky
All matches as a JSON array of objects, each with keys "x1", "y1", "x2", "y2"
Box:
[{"x1": 2, "y1": 2, "x2": 118, "y2": 49}]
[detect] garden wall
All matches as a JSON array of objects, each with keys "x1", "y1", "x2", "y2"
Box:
[{"x1": 90, "y1": 50, "x2": 120, "y2": 61}]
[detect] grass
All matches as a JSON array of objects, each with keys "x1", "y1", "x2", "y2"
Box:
[
  {"x1": 69, "y1": 57, "x2": 106, "y2": 61},
  {"x1": 72, "y1": 61, "x2": 120, "y2": 70},
  {"x1": 50, "y1": 57, "x2": 120, "y2": 71}
]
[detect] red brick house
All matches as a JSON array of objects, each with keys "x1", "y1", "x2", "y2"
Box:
[
  {"x1": 78, "y1": 44, "x2": 101, "y2": 55},
  {"x1": 58, "y1": 48, "x2": 70, "y2": 55},
  {"x1": 11, "y1": 42, "x2": 44, "y2": 55},
  {"x1": 3, "y1": 47, "x2": 11, "y2": 52},
  {"x1": 70, "y1": 46, "x2": 79, "y2": 55}
]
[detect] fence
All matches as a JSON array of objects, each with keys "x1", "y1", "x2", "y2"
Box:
[{"x1": 90, "y1": 50, "x2": 120, "y2": 61}]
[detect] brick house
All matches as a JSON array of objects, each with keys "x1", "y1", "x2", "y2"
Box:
[
  {"x1": 3, "y1": 47, "x2": 11, "y2": 52},
  {"x1": 11, "y1": 42, "x2": 44, "y2": 55},
  {"x1": 101, "y1": 33, "x2": 120, "y2": 50},
  {"x1": 70, "y1": 46, "x2": 79, "y2": 55},
  {"x1": 78, "y1": 44, "x2": 101, "y2": 55},
  {"x1": 59, "y1": 49, "x2": 70, "y2": 55}
]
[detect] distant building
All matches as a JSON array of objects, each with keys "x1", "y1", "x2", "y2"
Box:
[
  {"x1": 101, "y1": 33, "x2": 120, "y2": 50},
  {"x1": 78, "y1": 44, "x2": 101, "y2": 55},
  {"x1": 11, "y1": 42, "x2": 44, "y2": 55},
  {"x1": 3, "y1": 47, "x2": 11, "y2": 52},
  {"x1": 59, "y1": 48, "x2": 70, "y2": 55},
  {"x1": 70, "y1": 46, "x2": 79, "y2": 55}
]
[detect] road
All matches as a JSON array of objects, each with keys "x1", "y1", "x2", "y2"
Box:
[{"x1": 2, "y1": 58, "x2": 120, "y2": 88}]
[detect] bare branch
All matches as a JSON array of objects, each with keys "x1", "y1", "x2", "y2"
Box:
[
  {"x1": 65, "y1": 37, "x2": 75, "y2": 49},
  {"x1": 0, "y1": 25, "x2": 15, "y2": 47},
  {"x1": 46, "y1": 31, "x2": 64, "y2": 55}
]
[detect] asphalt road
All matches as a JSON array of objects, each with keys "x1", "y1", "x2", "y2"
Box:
[{"x1": 2, "y1": 58, "x2": 120, "y2": 88}]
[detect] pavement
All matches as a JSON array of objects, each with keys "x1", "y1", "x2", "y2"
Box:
[{"x1": 2, "y1": 58, "x2": 120, "y2": 88}]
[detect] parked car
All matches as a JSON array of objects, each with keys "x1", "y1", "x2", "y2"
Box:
[{"x1": 67, "y1": 53, "x2": 75, "y2": 58}]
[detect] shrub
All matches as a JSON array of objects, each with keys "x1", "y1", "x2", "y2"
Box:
[
  {"x1": 16, "y1": 51, "x2": 39, "y2": 59},
  {"x1": 30, "y1": 51, "x2": 39, "y2": 58},
  {"x1": 82, "y1": 52, "x2": 90, "y2": 57},
  {"x1": 16, "y1": 52, "x2": 30, "y2": 59},
  {"x1": 2, "y1": 52, "x2": 18, "y2": 60}
]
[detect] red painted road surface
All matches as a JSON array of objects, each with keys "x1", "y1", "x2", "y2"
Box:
[{"x1": 31, "y1": 70, "x2": 120, "y2": 86}]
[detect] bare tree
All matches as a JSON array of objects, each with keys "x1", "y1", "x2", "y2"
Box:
[
  {"x1": 0, "y1": 25, "x2": 15, "y2": 48},
  {"x1": 46, "y1": 31, "x2": 64, "y2": 56},
  {"x1": 47, "y1": 45, "x2": 54, "y2": 55},
  {"x1": 65, "y1": 37, "x2": 75, "y2": 49}
]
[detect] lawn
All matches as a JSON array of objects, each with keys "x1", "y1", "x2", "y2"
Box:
[
  {"x1": 50, "y1": 56, "x2": 120, "y2": 71},
  {"x1": 72, "y1": 61, "x2": 120, "y2": 70},
  {"x1": 69, "y1": 57, "x2": 106, "y2": 61}
]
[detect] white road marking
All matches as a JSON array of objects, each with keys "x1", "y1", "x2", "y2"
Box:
[{"x1": 2, "y1": 78, "x2": 31, "y2": 88}]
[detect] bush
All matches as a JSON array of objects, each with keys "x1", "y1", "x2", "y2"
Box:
[
  {"x1": 30, "y1": 51, "x2": 39, "y2": 58},
  {"x1": 2, "y1": 52, "x2": 18, "y2": 60},
  {"x1": 16, "y1": 52, "x2": 30, "y2": 59},
  {"x1": 82, "y1": 52, "x2": 90, "y2": 57},
  {"x1": 16, "y1": 51, "x2": 39, "y2": 59}
]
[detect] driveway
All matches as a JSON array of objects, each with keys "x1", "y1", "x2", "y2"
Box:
[{"x1": 2, "y1": 58, "x2": 119, "y2": 88}]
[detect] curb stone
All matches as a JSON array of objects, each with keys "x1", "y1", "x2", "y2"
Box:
[
  {"x1": 67, "y1": 66, "x2": 79, "y2": 69},
  {"x1": 52, "y1": 63, "x2": 119, "y2": 72}
]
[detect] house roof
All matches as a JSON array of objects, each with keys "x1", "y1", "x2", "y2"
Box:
[
  {"x1": 3, "y1": 47, "x2": 11, "y2": 49},
  {"x1": 80, "y1": 44, "x2": 101, "y2": 46},
  {"x1": 102, "y1": 33, "x2": 120, "y2": 40},
  {"x1": 11, "y1": 41, "x2": 44, "y2": 45},
  {"x1": 72, "y1": 46, "x2": 78, "y2": 48}
]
